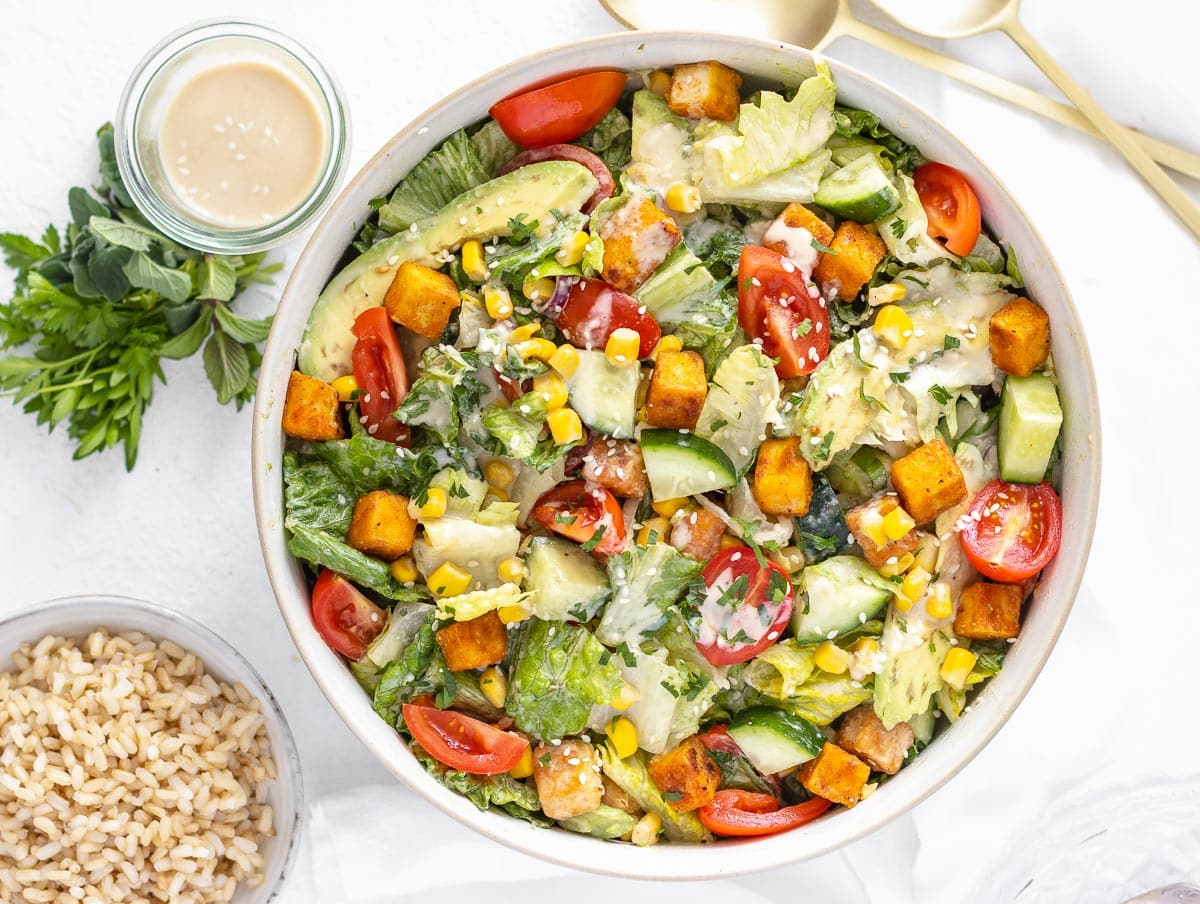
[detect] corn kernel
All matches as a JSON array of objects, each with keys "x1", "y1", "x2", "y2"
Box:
[
  {"x1": 461, "y1": 240, "x2": 489, "y2": 282},
  {"x1": 719, "y1": 533, "x2": 744, "y2": 550},
  {"x1": 892, "y1": 592, "x2": 915, "y2": 613},
  {"x1": 509, "y1": 322, "x2": 541, "y2": 344},
  {"x1": 606, "y1": 716, "x2": 639, "y2": 759},
  {"x1": 548, "y1": 408, "x2": 583, "y2": 445},
  {"x1": 497, "y1": 603, "x2": 532, "y2": 624},
  {"x1": 867, "y1": 282, "x2": 907, "y2": 307},
  {"x1": 665, "y1": 182, "x2": 702, "y2": 214},
  {"x1": 631, "y1": 812, "x2": 662, "y2": 846},
  {"x1": 913, "y1": 532, "x2": 940, "y2": 573},
  {"x1": 509, "y1": 745, "x2": 534, "y2": 779},
  {"x1": 390, "y1": 556, "x2": 419, "y2": 584},
  {"x1": 882, "y1": 506, "x2": 916, "y2": 542},
  {"x1": 860, "y1": 510, "x2": 890, "y2": 549},
  {"x1": 515, "y1": 338, "x2": 557, "y2": 362},
  {"x1": 497, "y1": 557, "x2": 526, "y2": 584},
  {"x1": 651, "y1": 497, "x2": 689, "y2": 518},
  {"x1": 646, "y1": 69, "x2": 672, "y2": 96},
  {"x1": 484, "y1": 284, "x2": 513, "y2": 319},
  {"x1": 522, "y1": 276, "x2": 557, "y2": 302},
  {"x1": 874, "y1": 304, "x2": 914, "y2": 350},
  {"x1": 412, "y1": 487, "x2": 447, "y2": 520},
  {"x1": 548, "y1": 343, "x2": 580, "y2": 378},
  {"x1": 926, "y1": 582, "x2": 954, "y2": 620},
  {"x1": 479, "y1": 667, "x2": 508, "y2": 708},
  {"x1": 331, "y1": 374, "x2": 359, "y2": 402},
  {"x1": 940, "y1": 647, "x2": 977, "y2": 690},
  {"x1": 427, "y1": 561, "x2": 472, "y2": 598},
  {"x1": 605, "y1": 327, "x2": 641, "y2": 366},
  {"x1": 879, "y1": 552, "x2": 915, "y2": 578},
  {"x1": 901, "y1": 566, "x2": 932, "y2": 603},
  {"x1": 652, "y1": 334, "x2": 684, "y2": 359},
  {"x1": 555, "y1": 231, "x2": 591, "y2": 267},
  {"x1": 609, "y1": 683, "x2": 640, "y2": 711},
  {"x1": 850, "y1": 637, "x2": 880, "y2": 658},
  {"x1": 532, "y1": 371, "x2": 569, "y2": 409},
  {"x1": 484, "y1": 460, "x2": 516, "y2": 490},
  {"x1": 769, "y1": 545, "x2": 806, "y2": 574},
  {"x1": 487, "y1": 484, "x2": 509, "y2": 502},
  {"x1": 814, "y1": 641, "x2": 853, "y2": 675},
  {"x1": 637, "y1": 517, "x2": 672, "y2": 546}
]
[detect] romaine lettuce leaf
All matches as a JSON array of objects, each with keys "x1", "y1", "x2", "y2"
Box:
[
  {"x1": 480, "y1": 390, "x2": 549, "y2": 459},
  {"x1": 694, "y1": 344, "x2": 782, "y2": 475},
  {"x1": 832, "y1": 106, "x2": 925, "y2": 174},
  {"x1": 414, "y1": 748, "x2": 550, "y2": 827},
  {"x1": 739, "y1": 639, "x2": 872, "y2": 726},
  {"x1": 485, "y1": 210, "x2": 587, "y2": 291},
  {"x1": 469, "y1": 120, "x2": 520, "y2": 178},
  {"x1": 878, "y1": 172, "x2": 956, "y2": 266},
  {"x1": 282, "y1": 451, "x2": 355, "y2": 535},
  {"x1": 597, "y1": 744, "x2": 711, "y2": 843},
  {"x1": 412, "y1": 515, "x2": 521, "y2": 591},
  {"x1": 378, "y1": 130, "x2": 490, "y2": 234},
  {"x1": 874, "y1": 623, "x2": 953, "y2": 730},
  {"x1": 577, "y1": 107, "x2": 632, "y2": 174},
  {"x1": 558, "y1": 804, "x2": 637, "y2": 839},
  {"x1": 596, "y1": 543, "x2": 702, "y2": 647},
  {"x1": 285, "y1": 524, "x2": 428, "y2": 602},
  {"x1": 298, "y1": 434, "x2": 441, "y2": 498},
  {"x1": 364, "y1": 601, "x2": 436, "y2": 669},
  {"x1": 394, "y1": 345, "x2": 484, "y2": 446},
  {"x1": 373, "y1": 620, "x2": 439, "y2": 724},
  {"x1": 434, "y1": 582, "x2": 525, "y2": 622},
  {"x1": 743, "y1": 641, "x2": 816, "y2": 700}
]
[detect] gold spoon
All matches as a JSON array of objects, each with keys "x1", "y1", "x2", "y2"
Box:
[
  {"x1": 599, "y1": 0, "x2": 1200, "y2": 180},
  {"x1": 867, "y1": 0, "x2": 1200, "y2": 237}
]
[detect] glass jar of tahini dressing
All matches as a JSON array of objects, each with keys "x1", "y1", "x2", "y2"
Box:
[{"x1": 116, "y1": 20, "x2": 349, "y2": 253}]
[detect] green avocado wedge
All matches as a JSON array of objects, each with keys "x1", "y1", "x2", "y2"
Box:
[{"x1": 297, "y1": 160, "x2": 599, "y2": 383}]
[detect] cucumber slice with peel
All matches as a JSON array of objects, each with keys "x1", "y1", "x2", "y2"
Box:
[
  {"x1": 639, "y1": 429, "x2": 737, "y2": 500},
  {"x1": 728, "y1": 707, "x2": 825, "y2": 775},
  {"x1": 999, "y1": 373, "x2": 1063, "y2": 484},
  {"x1": 814, "y1": 153, "x2": 901, "y2": 223}
]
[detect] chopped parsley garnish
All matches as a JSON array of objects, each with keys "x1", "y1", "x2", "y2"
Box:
[
  {"x1": 890, "y1": 218, "x2": 907, "y2": 239},
  {"x1": 811, "y1": 237, "x2": 838, "y2": 255},
  {"x1": 507, "y1": 213, "x2": 539, "y2": 244},
  {"x1": 538, "y1": 753, "x2": 553, "y2": 767},
  {"x1": 816, "y1": 430, "x2": 835, "y2": 462},
  {"x1": 660, "y1": 680, "x2": 681, "y2": 698},
  {"x1": 663, "y1": 791, "x2": 683, "y2": 803},
  {"x1": 929, "y1": 384, "x2": 952, "y2": 405},
  {"x1": 943, "y1": 335, "x2": 961, "y2": 351},
  {"x1": 793, "y1": 318, "x2": 813, "y2": 339},
  {"x1": 580, "y1": 523, "x2": 607, "y2": 552},
  {"x1": 852, "y1": 332, "x2": 875, "y2": 368},
  {"x1": 889, "y1": 371, "x2": 911, "y2": 384},
  {"x1": 716, "y1": 574, "x2": 750, "y2": 609},
  {"x1": 554, "y1": 511, "x2": 579, "y2": 525},
  {"x1": 615, "y1": 641, "x2": 637, "y2": 668},
  {"x1": 766, "y1": 569, "x2": 789, "y2": 603},
  {"x1": 859, "y1": 380, "x2": 890, "y2": 412}
]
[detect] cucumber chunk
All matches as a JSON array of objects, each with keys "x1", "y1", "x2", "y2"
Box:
[
  {"x1": 728, "y1": 706, "x2": 825, "y2": 775},
  {"x1": 565, "y1": 350, "x2": 638, "y2": 438},
  {"x1": 639, "y1": 429, "x2": 737, "y2": 500},
  {"x1": 793, "y1": 555, "x2": 891, "y2": 643},
  {"x1": 524, "y1": 536, "x2": 610, "y2": 621},
  {"x1": 813, "y1": 153, "x2": 901, "y2": 223},
  {"x1": 999, "y1": 373, "x2": 1063, "y2": 484}
]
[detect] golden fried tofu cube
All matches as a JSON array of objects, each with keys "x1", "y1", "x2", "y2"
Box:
[
  {"x1": 599, "y1": 196, "x2": 682, "y2": 293},
  {"x1": 533, "y1": 740, "x2": 604, "y2": 820},
  {"x1": 282, "y1": 370, "x2": 344, "y2": 442},
  {"x1": 835, "y1": 704, "x2": 914, "y2": 776},
  {"x1": 798, "y1": 742, "x2": 871, "y2": 808},
  {"x1": 346, "y1": 490, "x2": 417, "y2": 560},
  {"x1": 383, "y1": 261, "x2": 461, "y2": 338},
  {"x1": 647, "y1": 736, "x2": 721, "y2": 813},
  {"x1": 813, "y1": 222, "x2": 887, "y2": 302},
  {"x1": 645, "y1": 350, "x2": 708, "y2": 430},
  {"x1": 954, "y1": 581, "x2": 1023, "y2": 640},
  {"x1": 846, "y1": 494, "x2": 921, "y2": 569},
  {"x1": 766, "y1": 202, "x2": 835, "y2": 254},
  {"x1": 752, "y1": 437, "x2": 814, "y2": 517},
  {"x1": 667, "y1": 60, "x2": 743, "y2": 121},
  {"x1": 435, "y1": 610, "x2": 507, "y2": 672},
  {"x1": 890, "y1": 438, "x2": 967, "y2": 525},
  {"x1": 989, "y1": 297, "x2": 1050, "y2": 376},
  {"x1": 670, "y1": 507, "x2": 727, "y2": 561},
  {"x1": 582, "y1": 438, "x2": 650, "y2": 498}
]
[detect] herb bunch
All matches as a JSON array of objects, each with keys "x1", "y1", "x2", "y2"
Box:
[{"x1": 0, "y1": 124, "x2": 280, "y2": 469}]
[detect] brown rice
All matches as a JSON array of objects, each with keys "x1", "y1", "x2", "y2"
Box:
[{"x1": 0, "y1": 630, "x2": 277, "y2": 903}]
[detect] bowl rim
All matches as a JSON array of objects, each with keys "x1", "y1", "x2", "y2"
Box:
[
  {"x1": 0, "y1": 594, "x2": 305, "y2": 901},
  {"x1": 251, "y1": 29, "x2": 1101, "y2": 878}
]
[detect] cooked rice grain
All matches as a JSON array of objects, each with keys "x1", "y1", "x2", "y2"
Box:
[{"x1": 0, "y1": 630, "x2": 277, "y2": 903}]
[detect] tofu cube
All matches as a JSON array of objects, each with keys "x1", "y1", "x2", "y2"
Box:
[
  {"x1": 384, "y1": 261, "x2": 461, "y2": 338},
  {"x1": 752, "y1": 437, "x2": 814, "y2": 517},
  {"x1": 798, "y1": 742, "x2": 871, "y2": 808},
  {"x1": 667, "y1": 60, "x2": 743, "y2": 121},
  {"x1": 434, "y1": 610, "x2": 507, "y2": 672},
  {"x1": 601, "y1": 775, "x2": 643, "y2": 817},
  {"x1": 766, "y1": 202, "x2": 835, "y2": 255},
  {"x1": 645, "y1": 350, "x2": 708, "y2": 430},
  {"x1": 599, "y1": 197, "x2": 682, "y2": 293},
  {"x1": 670, "y1": 507, "x2": 727, "y2": 562},
  {"x1": 347, "y1": 490, "x2": 417, "y2": 560},
  {"x1": 533, "y1": 740, "x2": 604, "y2": 820},
  {"x1": 646, "y1": 736, "x2": 721, "y2": 813},
  {"x1": 989, "y1": 297, "x2": 1050, "y2": 376},
  {"x1": 890, "y1": 438, "x2": 968, "y2": 525},
  {"x1": 582, "y1": 438, "x2": 650, "y2": 498},
  {"x1": 282, "y1": 370, "x2": 344, "y2": 442},
  {"x1": 954, "y1": 581, "x2": 1023, "y2": 640},
  {"x1": 845, "y1": 494, "x2": 921, "y2": 569},
  {"x1": 835, "y1": 704, "x2": 914, "y2": 775},
  {"x1": 813, "y1": 222, "x2": 887, "y2": 302}
]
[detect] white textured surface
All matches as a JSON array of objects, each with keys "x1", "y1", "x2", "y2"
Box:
[{"x1": 1, "y1": 2, "x2": 1198, "y2": 902}]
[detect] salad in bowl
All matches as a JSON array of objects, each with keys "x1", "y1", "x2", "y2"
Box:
[{"x1": 275, "y1": 58, "x2": 1065, "y2": 845}]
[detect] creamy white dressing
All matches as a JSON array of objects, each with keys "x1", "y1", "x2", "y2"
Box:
[
  {"x1": 696, "y1": 563, "x2": 770, "y2": 649},
  {"x1": 625, "y1": 122, "x2": 700, "y2": 197},
  {"x1": 762, "y1": 219, "x2": 818, "y2": 274}
]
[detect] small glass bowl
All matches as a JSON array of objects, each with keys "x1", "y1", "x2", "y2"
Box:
[{"x1": 115, "y1": 19, "x2": 350, "y2": 254}]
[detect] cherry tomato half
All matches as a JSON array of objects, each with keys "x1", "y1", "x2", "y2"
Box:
[
  {"x1": 555, "y1": 278, "x2": 661, "y2": 358},
  {"x1": 489, "y1": 70, "x2": 627, "y2": 148},
  {"x1": 311, "y1": 570, "x2": 387, "y2": 660},
  {"x1": 698, "y1": 789, "x2": 832, "y2": 837},
  {"x1": 697, "y1": 724, "x2": 743, "y2": 757},
  {"x1": 959, "y1": 480, "x2": 1063, "y2": 582},
  {"x1": 351, "y1": 306, "x2": 409, "y2": 445},
  {"x1": 402, "y1": 703, "x2": 529, "y2": 775},
  {"x1": 501, "y1": 144, "x2": 615, "y2": 213},
  {"x1": 913, "y1": 162, "x2": 982, "y2": 257},
  {"x1": 737, "y1": 245, "x2": 830, "y2": 378},
  {"x1": 691, "y1": 546, "x2": 794, "y2": 666},
  {"x1": 531, "y1": 480, "x2": 626, "y2": 556}
]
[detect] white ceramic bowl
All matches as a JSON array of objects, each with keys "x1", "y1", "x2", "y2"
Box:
[
  {"x1": 0, "y1": 596, "x2": 303, "y2": 901},
  {"x1": 251, "y1": 32, "x2": 1100, "y2": 879}
]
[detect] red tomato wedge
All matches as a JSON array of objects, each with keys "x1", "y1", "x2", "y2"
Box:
[
  {"x1": 737, "y1": 245, "x2": 829, "y2": 378},
  {"x1": 698, "y1": 724, "x2": 743, "y2": 757},
  {"x1": 555, "y1": 278, "x2": 661, "y2": 358},
  {"x1": 489, "y1": 71, "x2": 627, "y2": 148},
  {"x1": 691, "y1": 546, "x2": 794, "y2": 666},
  {"x1": 698, "y1": 790, "x2": 832, "y2": 837},
  {"x1": 351, "y1": 306, "x2": 409, "y2": 445},
  {"x1": 531, "y1": 480, "x2": 626, "y2": 556},
  {"x1": 959, "y1": 480, "x2": 1063, "y2": 582},
  {"x1": 501, "y1": 144, "x2": 615, "y2": 213},
  {"x1": 402, "y1": 704, "x2": 529, "y2": 775},
  {"x1": 913, "y1": 162, "x2": 982, "y2": 257},
  {"x1": 311, "y1": 570, "x2": 387, "y2": 660}
]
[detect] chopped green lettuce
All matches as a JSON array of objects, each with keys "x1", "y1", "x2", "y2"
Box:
[
  {"x1": 740, "y1": 640, "x2": 872, "y2": 726},
  {"x1": 373, "y1": 620, "x2": 439, "y2": 723},
  {"x1": 695, "y1": 345, "x2": 782, "y2": 475},
  {"x1": 394, "y1": 345, "x2": 484, "y2": 446},
  {"x1": 378, "y1": 130, "x2": 490, "y2": 234},
  {"x1": 874, "y1": 623, "x2": 953, "y2": 730},
  {"x1": 282, "y1": 451, "x2": 356, "y2": 535},
  {"x1": 285, "y1": 524, "x2": 428, "y2": 602},
  {"x1": 469, "y1": 120, "x2": 519, "y2": 178},
  {"x1": 558, "y1": 805, "x2": 637, "y2": 839},
  {"x1": 878, "y1": 173, "x2": 956, "y2": 266},
  {"x1": 434, "y1": 582, "x2": 525, "y2": 622},
  {"x1": 577, "y1": 107, "x2": 633, "y2": 174},
  {"x1": 364, "y1": 601, "x2": 436, "y2": 669},
  {"x1": 412, "y1": 515, "x2": 521, "y2": 590},
  {"x1": 414, "y1": 749, "x2": 550, "y2": 827},
  {"x1": 626, "y1": 90, "x2": 699, "y2": 196},
  {"x1": 480, "y1": 390, "x2": 549, "y2": 459},
  {"x1": 428, "y1": 467, "x2": 489, "y2": 517},
  {"x1": 597, "y1": 744, "x2": 711, "y2": 843},
  {"x1": 596, "y1": 543, "x2": 702, "y2": 647},
  {"x1": 485, "y1": 210, "x2": 587, "y2": 290},
  {"x1": 743, "y1": 641, "x2": 816, "y2": 700},
  {"x1": 832, "y1": 106, "x2": 925, "y2": 174}
]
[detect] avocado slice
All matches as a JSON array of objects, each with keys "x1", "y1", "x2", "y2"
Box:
[{"x1": 297, "y1": 160, "x2": 598, "y2": 382}]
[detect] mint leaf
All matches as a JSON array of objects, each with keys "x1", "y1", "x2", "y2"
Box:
[
  {"x1": 196, "y1": 254, "x2": 238, "y2": 302},
  {"x1": 214, "y1": 302, "x2": 272, "y2": 343},
  {"x1": 123, "y1": 251, "x2": 192, "y2": 302},
  {"x1": 159, "y1": 307, "x2": 213, "y2": 359},
  {"x1": 202, "y1": 326, "x2": 250, "y2": 404}
]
